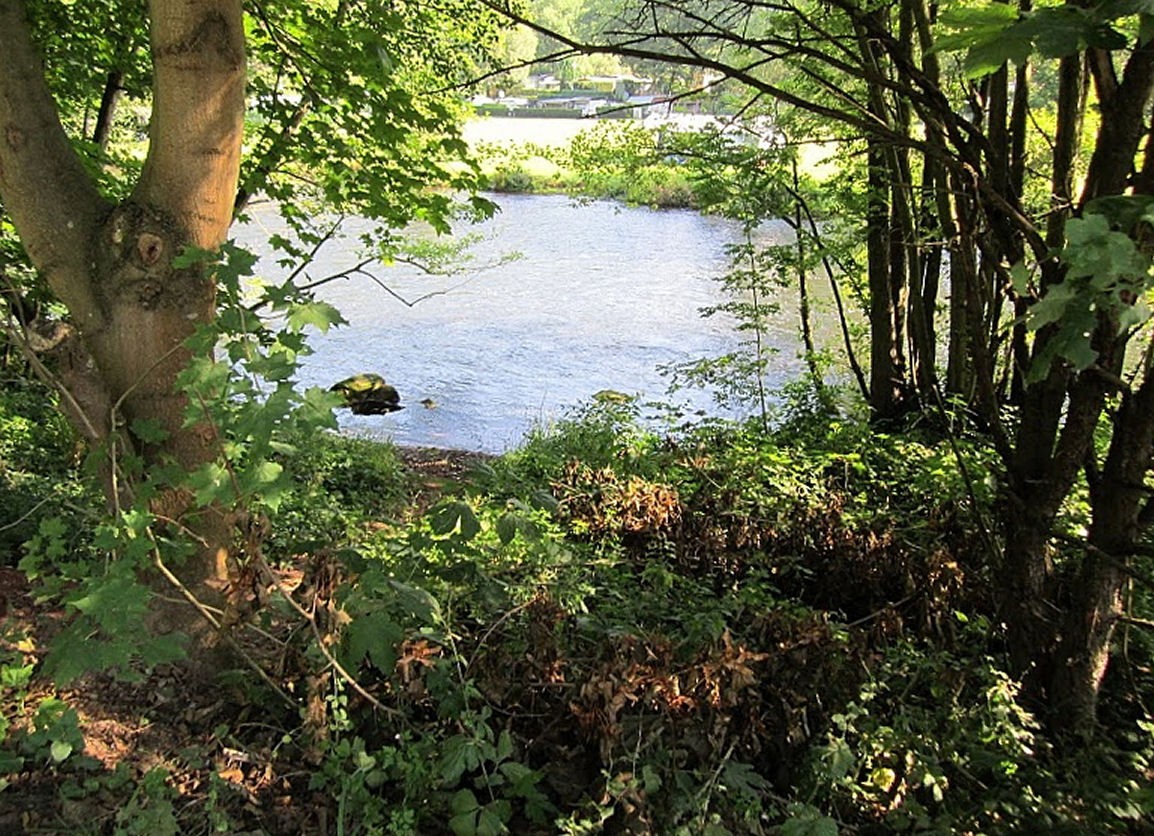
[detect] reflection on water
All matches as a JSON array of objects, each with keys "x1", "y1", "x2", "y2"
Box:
[{"x1": 239, "y1": 193, "x2": 804, "y2": 452}]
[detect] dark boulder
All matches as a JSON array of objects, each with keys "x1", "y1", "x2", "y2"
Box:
[{"x1": 329, "y1": 373, "x2": 403, "y2": 415}]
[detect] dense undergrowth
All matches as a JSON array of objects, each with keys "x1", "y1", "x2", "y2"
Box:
[{"x1": 2, "y1": 375, "x2": 1153, "y2": 834}]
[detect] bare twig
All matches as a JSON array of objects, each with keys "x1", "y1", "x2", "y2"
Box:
[
  {"x1": 150, "y1": 543, "x2": 297, "y2": 709},
  {"x1": 258, "y1": 556, "x2": 401, "y2": 718}
]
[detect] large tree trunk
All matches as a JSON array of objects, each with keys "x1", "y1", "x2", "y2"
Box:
[{"x1": 0, "y1": 0, "x2": 246, "y2": 636}]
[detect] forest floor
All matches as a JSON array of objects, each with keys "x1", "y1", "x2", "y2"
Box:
[{"x1": 0, "y1": 447, "x2": 490, "y2": 835}]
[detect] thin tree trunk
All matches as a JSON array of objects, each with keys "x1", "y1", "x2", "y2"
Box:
[
  {"x1": 92, "y1": 69, "x2": 124, "y2": 152},
  {"x1": 858, "y1": 10, "x2": 907, "y2": 422},
  {"x1": 792, "y1": 160, "x2": 820, "y2": 386},
  {"x1": 789, "y1": 182, "x2": 870, "y2": 401}
]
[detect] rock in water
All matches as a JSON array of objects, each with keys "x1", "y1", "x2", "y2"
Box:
[{"x1": 329, "y1": 373, "x2": 403, "y2": 415}]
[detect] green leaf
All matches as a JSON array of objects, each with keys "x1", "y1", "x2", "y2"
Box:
[
  {"x1": 476, "y1": 803, "x2": 510, "y2": 836},
  {"x1": 495, "y1": 513, "x2": 517, "y2": 545},
  {"x1": 935, "y1": 2, "x2": 1131, "y2": 77},
  {"x1": 963, "y1": 33, "x2": 1033, "y2": 76},
  {"x1": 825, "y1": 738, "x2": 855, "y2": 781},
  {"x1": 1062, "y1": 334, "x2": 1100, "y2": 370},
  {"x1": 186, "y1": 462, "x2": 232, "y2": 507},
  {"x1": 1099, "y1": 0, "x2": 1154, "y2": 18},
  {"x1": 1118, "y1": 297, "x2": 1151, "y2": 332},
  {"x1": 285, "y1": 300, "x2": 346, "y2": 334},
  {"x1": 451, "y1": 788, "x2": 479, "y2": 815},
  {"x1": 496, "y1": 729, "x2": 513, "y2": 763},
  {"x1": 130, "y1": 418, "x2": 168, "y2": 444},
  {"x1": 388, "y1": 579, "x2": 442, "y2": 625},
  {"x1": 1141, "y1": 12, "x2": 1154, "y2": 45},
  {"x1": 0, "y1": 664, "x2": 33, "y2": 689},
  {"x1": 429, "y1": 501, "x2": 481, "y2": 540},
  {"x1": 1026, "y1": 282, "x2": 1077, "y2": 330},
  {"x1": 49, "y1": 740, "x2": 73, "y2": 763},
  {"x1": 171, "y1": 246, "x2": 216, "y2": 269},
  {"x1": 343, "y1": 611, "x2": 403, "y2": 672},
  {"x1": 449, "y1": 811, "x2": 478, "y2": 836},
  {"x1": 782, "y1": 807, "x2": 840, "y2": 836},
  {"x1": 0, "y1": 751, "x2": 24, "y2": 774},
  {"x1": 1009, "y1": 260, "x2": 1032, "y2": 297},
  {"x1": 1085, "y1": 194, "x2": 1154, "y2": 230}
]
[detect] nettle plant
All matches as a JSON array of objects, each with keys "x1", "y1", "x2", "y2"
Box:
[{"x1": 20, "y1": 241, "x2": 345, "y2": 683}]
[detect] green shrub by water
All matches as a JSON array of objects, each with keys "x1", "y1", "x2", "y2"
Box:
[{"x1": 475, "y1": 122, "x2": 701, "y2": 208}]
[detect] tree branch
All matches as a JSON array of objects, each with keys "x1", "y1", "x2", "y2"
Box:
[{"x1": 0, "y1": 0, "x2": 110, "y2": 325}]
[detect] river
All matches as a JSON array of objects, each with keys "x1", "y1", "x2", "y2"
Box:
[{"x1": 240, "y1": 192, "x2": 806, "y2": 453}]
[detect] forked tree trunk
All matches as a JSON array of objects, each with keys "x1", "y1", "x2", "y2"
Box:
[{"x1": 0, "y1": 0, "x2": 246, "y2": 636}]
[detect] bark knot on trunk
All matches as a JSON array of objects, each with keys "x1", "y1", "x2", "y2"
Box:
[{"x1": 98, "y1": 202, "x2": 209, "y2": 313}]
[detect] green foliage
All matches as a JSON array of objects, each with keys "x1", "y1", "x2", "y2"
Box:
[
  {"x1": 0, "y1": 639, "x2": 35, "y2": 783},
  {"x1": 7, "y1": 696, "x2": 85, "y2": 771},
  {"x1": 113, "y1": 767, "x2": 179, "y2": 836},
  {"x1": 657, "y1": 123, "x2": 848, "y2": 425},
  {"x1": 241, "y1": 0, "x2": 502, "y2": 262},
  {"x1": 480, "y1": 395, "x2": 666, "y2": 498},
  {"x1": 1022, "y1": 200, "x2": 1154, "y2": 380},
  {"x1": 175, "y1": 242, "x2": 345, "y2": 517},
  {"x1": 4, "y1": 371, "x2": 1150, "y2": 829},
  {"x1": 933, "y1": 0, "x2": 1138, "y2": 78},
  {"x1": 662, "y1": 230, "x2": 786, "y2": 421},
  {"x1": 0, "y1": 377, "x2": 97, "y2": 568},
  {"x1": 268, "y1": 431, "x2": 409, "y2": 559},
  {"x1": 474, "y1": 122, "x2": 700, "y2": 207},
  {"x1": 803, "y1": 629, "x2": 1154, "y2": 833}
]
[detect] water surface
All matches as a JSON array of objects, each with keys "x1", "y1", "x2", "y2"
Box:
[{"x1": 241, "y1": 194, "x2": 804, "y2": 452}]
